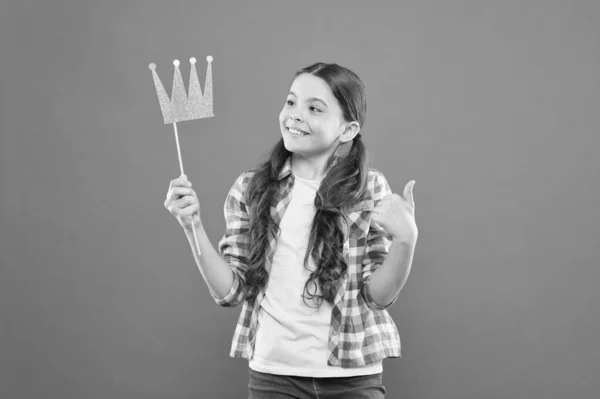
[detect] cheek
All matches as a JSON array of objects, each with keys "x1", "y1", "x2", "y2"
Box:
[
  {"x1": 327, "y1": 120, "x2": 344, "y2": 136},
  {"x1": 279, "y1": 108, "x2": 287, "y2": 124}
]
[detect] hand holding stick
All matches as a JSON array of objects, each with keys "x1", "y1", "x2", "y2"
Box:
[
  {"x1": 149, "y1": 56, "x2": 215, "y2": 257},
  {"x1": 172, "y1": 122, "x2": 201, "y2": 255}
]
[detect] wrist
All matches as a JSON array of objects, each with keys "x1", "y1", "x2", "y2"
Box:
[{"x1": 184, "y1": 222, "x2": 203, "y2": 236}]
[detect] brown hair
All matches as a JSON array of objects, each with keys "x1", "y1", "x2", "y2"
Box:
[{"x1": 243, "y1": 62, "x2": 370, "y2": 308}]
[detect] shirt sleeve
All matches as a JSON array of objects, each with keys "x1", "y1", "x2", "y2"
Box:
[
  {"x1": 211, "y1": 172, "x2": 251, "y2": 307},
  {"x1": 361, "y1": 170, "x2": 398, "y2": 310}
]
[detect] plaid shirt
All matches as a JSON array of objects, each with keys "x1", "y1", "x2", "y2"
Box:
[{"x1": 210, "y1": 155, "x2": 401, "y2": 368}]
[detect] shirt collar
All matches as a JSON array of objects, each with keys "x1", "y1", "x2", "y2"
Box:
[
  {"x1": 277, "y1": 154, "x2": 341, "y2": 181},
  {"x1": 277, "y1": 155, "x2": 294, "y2": 181}
]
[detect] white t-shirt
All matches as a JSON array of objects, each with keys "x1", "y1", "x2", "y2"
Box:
[{"x1": 249, "y1": 174, "x2": 383, "y2": 377}]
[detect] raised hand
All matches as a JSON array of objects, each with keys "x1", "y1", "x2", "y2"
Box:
[
  {"x1": 371, "y1": 180, "x2": 418, "y2": 244},
  {"x1": 164, "y1": 174, "x2": 201, "y2": 232}
]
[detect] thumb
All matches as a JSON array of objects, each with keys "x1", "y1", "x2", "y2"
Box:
[{"x1": 404, "y1": 180, "x2": 416, "y2": 209}]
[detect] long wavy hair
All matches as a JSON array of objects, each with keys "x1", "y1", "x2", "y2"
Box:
[{"x1": 243, "y1": 62, "x2": 371, "y2": 309}]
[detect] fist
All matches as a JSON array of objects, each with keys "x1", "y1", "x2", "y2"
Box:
[
  {"x1": 164, "y1": 174, "x2": 201, "y2": 232},
  {"x1": 372, "y1": 180, "x2": 417, "y2": 243}
]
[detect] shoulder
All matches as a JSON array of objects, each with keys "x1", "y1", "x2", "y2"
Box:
[
  {"x1": 226, "y1": 167, "x2": 264, "y2": 204},
  {"x1": 231, "y1": 169, "x2": 257, "y2": 189},
  {"x1": 367, "y1": 167, "x2": 387, "y2": 184},
  {"x1": 223, "y1": 169, "x2": 252, "y2": 203},
  {"x1": 367, "y1": 167, "x2": 392, "y2": 202}
]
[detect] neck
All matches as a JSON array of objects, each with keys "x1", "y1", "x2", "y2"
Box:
[{"x1": 291, "y1": 153, "x2": 330, "y2": 180}]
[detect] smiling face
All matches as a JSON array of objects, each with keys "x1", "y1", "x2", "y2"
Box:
[{"x1": 279, "y1": 73, "x2": 356, "y2": 160}]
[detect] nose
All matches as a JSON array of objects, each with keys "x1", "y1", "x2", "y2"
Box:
[{"x1": 289, "y1": 115, "x2": 302, "y2": 122}]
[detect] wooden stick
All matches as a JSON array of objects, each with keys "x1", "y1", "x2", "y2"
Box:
[{"x1": 173, "y1": 122, "x2": 202, "y2": 256}]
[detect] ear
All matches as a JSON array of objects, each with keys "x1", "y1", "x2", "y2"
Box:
[{"x1": 340, "y1": 121, "x2": 361, "y2": 143}]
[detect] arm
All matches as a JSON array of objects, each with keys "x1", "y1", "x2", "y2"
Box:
[
  {"x1": 186, "y1": 173, "x2": 250, "y2": 307},
  {"x1": 362, "y1": 170, "x2": 417, "y2": 310},
  {"x1": 184, "y1": 223, "x2": 237, "y2": 305},
  {"x1": 366, "y1": 238, "x2": 416, "y2": 309}
]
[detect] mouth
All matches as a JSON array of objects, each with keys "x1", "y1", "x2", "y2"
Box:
[{"x1": 286, "y1": 127, "x2": 310, "y2": 136}]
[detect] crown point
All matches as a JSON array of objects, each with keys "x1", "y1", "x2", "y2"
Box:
[
  {"x1": 149, "y1": 63, "x2": 156, "y2": 70},
  {"x1": 190, "y1": 57, "x2": 197, "y2": 64},
  {"x1": 173, "y1": 59, "x2": 180, "y2": 67},
  {"x1": 206, "y1": 55, "x2": 213, "y2": 63}
]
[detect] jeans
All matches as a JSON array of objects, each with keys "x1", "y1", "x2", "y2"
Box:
[{"x1": 248, "y1": 368, "x2": 387, "y2": 399}]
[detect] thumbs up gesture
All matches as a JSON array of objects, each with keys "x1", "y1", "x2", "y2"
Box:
[{"x1": 372, "y1": 180, "x2": 418, "y2": 244}]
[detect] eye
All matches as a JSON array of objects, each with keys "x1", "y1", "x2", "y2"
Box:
[
  {"x1": 286, "y1": 99, "x2": 295, "y2": 106},
  {"x1": 309, "y1": 106, "x2": 321, "y2": 112}
]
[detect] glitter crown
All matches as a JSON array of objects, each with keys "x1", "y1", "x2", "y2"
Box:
[{"x1": 148, "y1": 55, "x2": 214, "y2": 124}]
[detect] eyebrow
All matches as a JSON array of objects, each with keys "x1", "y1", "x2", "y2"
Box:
[{"x1": 288, "y1": 91, "x2": 328, "y2": 108}]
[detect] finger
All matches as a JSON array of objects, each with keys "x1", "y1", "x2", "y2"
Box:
[
  {"x1": 180, "y1": 202, "x2": 199, "y2": 216},
  {"x1": 180, "y1": 174, "x2": 192, "y2": 186},
  {"x1": 175, "y1": 195, "x2": 197, "y2": 208},
  {"x1": 170, "y1": 176, "x2": 192, "y2": 189},
  {"x1": 403, "y1": 180, "x2": 416, "y2": 210},
  {"x1": 172, "y1": 187, "x2": 194, "y2": 196},
  {"x1": 169, "y1": 187, "x2": 194, "y2": 200},
  {"x1": 168, "y1": 196, "x2": 191, "y2": 213}
]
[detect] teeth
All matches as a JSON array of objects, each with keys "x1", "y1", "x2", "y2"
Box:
[{"x1": 288, "y1": 128, "x2": 307, "y2": 136}]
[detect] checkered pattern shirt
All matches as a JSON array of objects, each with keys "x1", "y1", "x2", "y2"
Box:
[{"x1": 210, "y1": 156, "x2": 401, "y2": 368}]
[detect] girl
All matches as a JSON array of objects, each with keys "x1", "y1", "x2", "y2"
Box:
[{"x1": 164, "y1": 62, "x2": 418, "y2": 398}]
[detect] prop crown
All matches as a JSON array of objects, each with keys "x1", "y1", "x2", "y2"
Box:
[{"x1": 149, "y1": 55, "x2": 214, "y2": 124}]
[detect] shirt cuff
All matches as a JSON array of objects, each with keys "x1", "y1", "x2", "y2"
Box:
[
  {"x1": 209, "y1": 269, "x2": 242, "y2": 307},
  {"x1": 362, "y1": 275, "x2": 399, "y2": 310}
]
